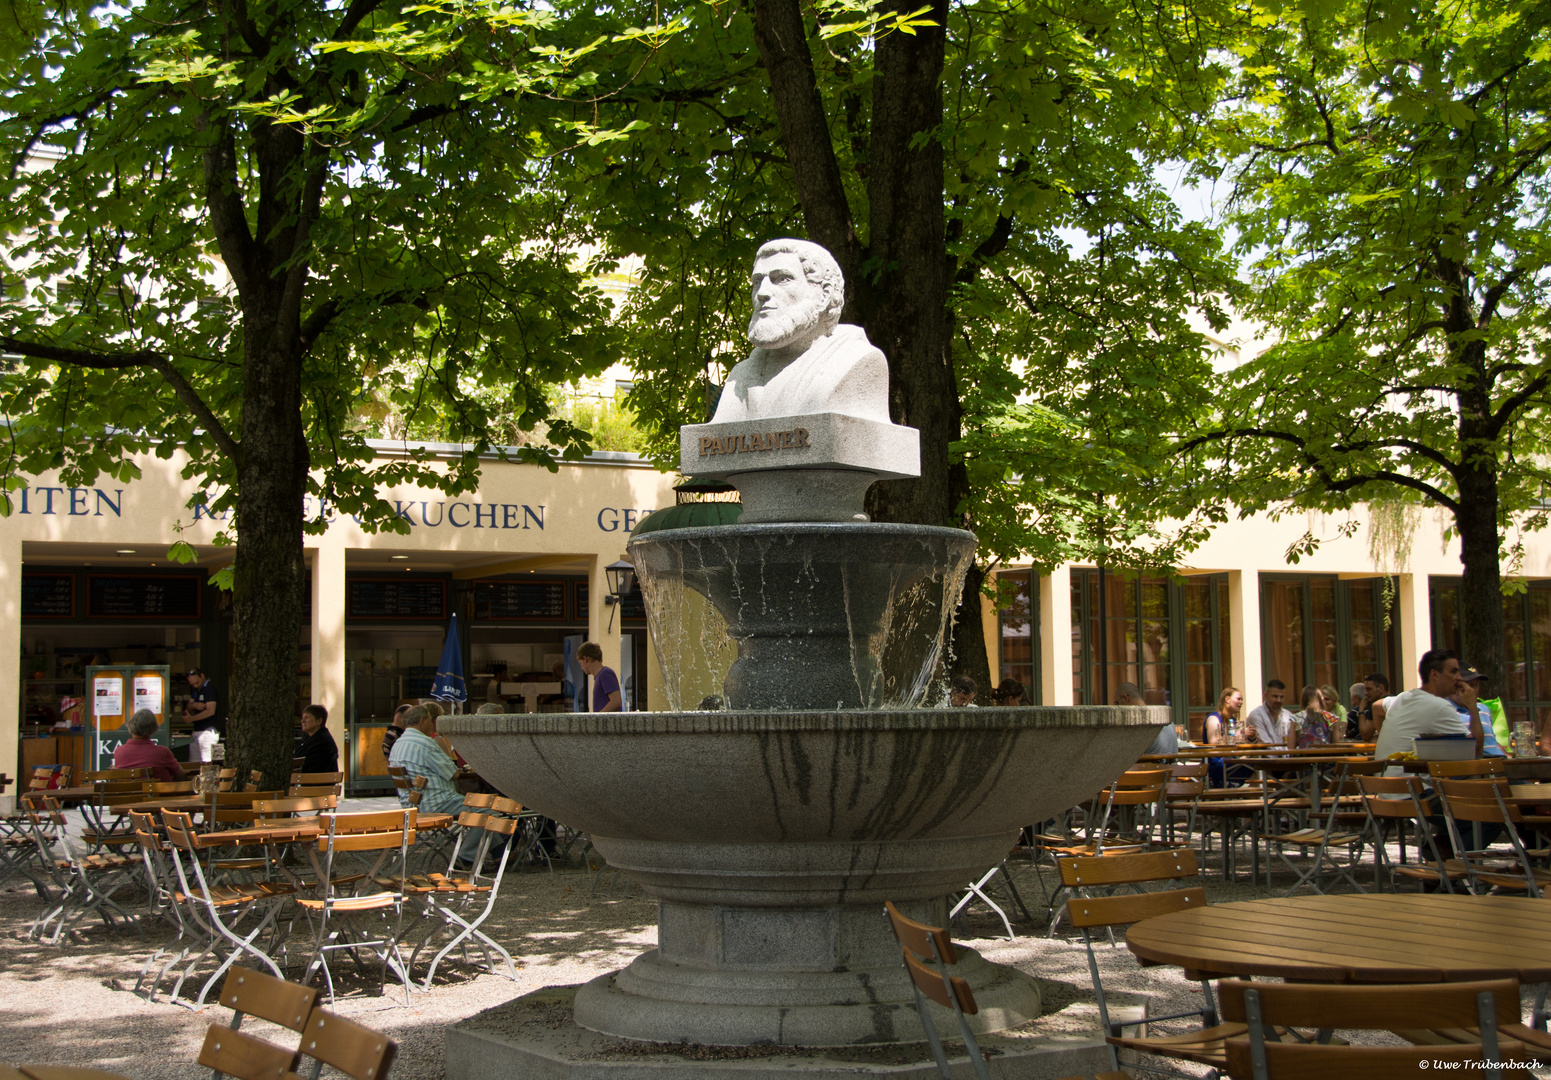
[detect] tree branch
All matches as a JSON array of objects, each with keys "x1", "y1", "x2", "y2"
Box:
[
  {"x1": 1490, "y1": 371, "x2": 1551, "y2": 433},
  {"x1": 0, "y1": 337, "x2": 242, "y2": 464}
]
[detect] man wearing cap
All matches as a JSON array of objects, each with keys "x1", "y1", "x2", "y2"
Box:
[
  {"x1": 1453, "y1": 667, "x2": 1504, "y2": 757},
  {"x1": 183, "y1": 668, "x2": 223, "y2": 763}
]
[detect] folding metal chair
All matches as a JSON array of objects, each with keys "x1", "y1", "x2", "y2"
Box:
[
  {"x1": 23, "y1": 795, "x2": 143, "y2": 944},
  {"x1": 296, "y1": 809, "x2": 416, "y2": 1004},
  {"x1": 401, "y1": 797, "x2": 522, "y2": 988},
  {"x1": 1218, "y1": 977, "x2": 1526, "y2": 1078},
  {"x1": 883, "y1": 901, "x2": 992, "y2": 1080},
  {"x1": 1358, "y1": 773, "x2": 1465, "y2": 892},
  {"x1": 161, "y1": 810, "x2": 296, "y2": 1006},
  {"x1": 1261, "y1": 759, "x2": 1382, "y2": 895},
  {"x1": 200, "y1": 965, "x2": 319, "y2": 1080}
]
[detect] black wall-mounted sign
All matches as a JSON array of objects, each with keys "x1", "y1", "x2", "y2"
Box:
[
  {"x1": 22, "y1": 573, "x2": 74, "y2": 618},
  {"x1": 347, "y1": 578, "x2": 447, "y2": 621},
  {"x1": 86, "y1": 574, "x2": 203, "y2": 619},
  {"x1": 474, "y1": 579, "x2": 568, "y2": 621},
  {"x1": 571, "y1": 579, "x2": 645, "y2": 621}
]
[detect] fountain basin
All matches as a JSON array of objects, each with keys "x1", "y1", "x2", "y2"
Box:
[{"x1": 444, "y1": 706, "x2": 1166, "y2": 1046}]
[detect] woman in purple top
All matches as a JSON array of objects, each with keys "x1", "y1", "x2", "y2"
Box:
[
  {"x1": 576, "y1": 641, "x2": 622, "y2": 712},
  {"x1": 113, "y1": 708, "x2": 185, "y2": 781}
]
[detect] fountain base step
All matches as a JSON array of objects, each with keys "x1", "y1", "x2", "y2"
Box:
[
  {"x1": 576, "y1": 945, "x2": 1039, "y2": 1046},
  {"x1": 447, "y1": 984, "x2": 1127, "y2": 1080}
]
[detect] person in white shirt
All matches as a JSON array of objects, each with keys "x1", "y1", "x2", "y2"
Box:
[
  {"x1": 1374, "y1": 649, "x2": 1471, "y2": 773},
  {"x1": 1245, "y1": 679, "x2": 1296, "y2": 747}
]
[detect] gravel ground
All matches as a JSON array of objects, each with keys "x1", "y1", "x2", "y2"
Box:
[{"x1": 2, "y1": 805, "x2": 1548, "y2": 1078}]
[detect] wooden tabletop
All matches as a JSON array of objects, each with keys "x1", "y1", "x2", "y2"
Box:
[{"x1": 1126, "y1": 894, "x2": 1551, "y2": 983}]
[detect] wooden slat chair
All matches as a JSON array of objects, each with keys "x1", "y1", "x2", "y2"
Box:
[
  {"x1": 1043, "y1": 771, "x2": 1169, "y2": 929},
  {"x1": 1194, "y1": 784, "x2": 1273, "y2": 882},
  {"x1": 1436, "y1": 777, "x2": 1551, "y2": 896},
  {"x1": 78, "y1": 777, "x2": 153, "y2": 850},
  {"x1": 200, "y1": 965, "x2": 319, "y2": 1080},
  {"x1": 204, "y1": 791, "x2": 288, "y2": 883},
  {"x1": 1217, "y1": 978, "x2": 1527, "y2": 1079},
  {"x1": 1052, "y1": 846, "x2": 1201, "y2": 935},
  {"x1": 1357, "y1": 773, "x2": 1467, "y2": 892},
  {"x1": 883, "y1": 901, "x2": 993, "y2": 1080},
  {"x1": 948, "y1": 841, "x2": 1033, "y2": 941},
  {"x1": 22, "y1": 795, "x2": 143, "y2": 944},
  {"x1": 148, "y1": 779, "x2": 197, "y2": 794},
  {"x1": 1428, "y1": 757, "x2": 1510, "y2": 780},
  {"x1": 1260, "y1": 759, "x2": 1384, "y2": 895},
  {"x1": 290, "y1": 1008, "x2": 398, "y2": 1080},
  {"x1": 161, "y1": 810, "x2": 295, "y2": 1007},
  {"x1": 1066, "y1": 884, "x2": 1254, "y2": 1074},
  {"x1": 129, "y1": 808, "x2": 202, "y2": 1000},
  {"x1": 291, "y1": 785, "x2": 344, "y2": 800},
  {"x1": 399, "y1": 795, "x2": 522, "y2": 988},
  {"x1": 1162, "y1": 762, "x2": 1208, "y2": 847},
  {"x1": 253, "y1": 795, "x2": 339, "y2": 822},
  {"x1": 296, "y1": 809, "x2": 417, "y2": 1004},
  {"x1": 291, "y1": 772, "x2": 345, "y2": 789}
]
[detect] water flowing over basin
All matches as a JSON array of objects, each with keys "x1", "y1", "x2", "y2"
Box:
[{"x1": 630, "y1": 522, "x2": 974, "y2": 712}]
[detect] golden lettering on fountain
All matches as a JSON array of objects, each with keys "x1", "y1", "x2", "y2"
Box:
[{"x1": 699, "y1": 428, "x2": 810, "y2": 457}]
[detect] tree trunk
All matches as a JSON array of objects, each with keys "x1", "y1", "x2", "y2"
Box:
[
  {"x1": 227, "y1": 315, "x2": 308, "y2": 791},
  {"x1": 1455, "y1": 462, "x2": 1506, "y2": 705}
]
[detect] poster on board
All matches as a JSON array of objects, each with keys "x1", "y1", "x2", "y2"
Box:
[
  {"x1": 133, "y1": 675, "x2": 163, "y2": 716},
  {"x1": 94, "y1": 675, "x2": 123, "y2": 718}
]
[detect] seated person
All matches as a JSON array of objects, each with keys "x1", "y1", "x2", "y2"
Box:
[
  {"x1": 114, "y1": 708, "x2": 184, "y2": 782},
  {"x1": 294, "y1": 703, "x2": 339, "y2": 774},
  {"x1": 485, "y1": 664, "x2": 510, "y2": 706},
  {"x1": 1116, "y1": 681, "x2": 1176, "y2": 754},
  {"x1": 1293, "y1": 684, "x2": 1342, "y2": 746},
  {"x1": 388, "y1": 705, "x2": 489, "y2": 867},
  {"x1": 990, "y1": 678, "x2": 1027, "y2": 706}
]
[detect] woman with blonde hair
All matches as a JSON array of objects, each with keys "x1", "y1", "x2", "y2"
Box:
[
  {"x1": 1204, "y1": 686, "x2": 1244, "y2": 787},
  {"x1": 1294, "y1": 683, "x2": 1342, "y2": 746}
]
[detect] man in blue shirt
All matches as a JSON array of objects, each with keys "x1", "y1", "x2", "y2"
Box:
[
  {"x1": 1454, "y1": 667, "x2": 1506, "y2": 757},
  {"x1": 388, "y1": 705, "x2": 490, "y2": 867},
  {"x1": 184, "y1": 668, "x2": 222, "y2": 762},
  {"x1": 577, "y1": 641, "x2": 622, "y2": 712}
]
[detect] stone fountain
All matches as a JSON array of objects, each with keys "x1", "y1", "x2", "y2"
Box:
[{"x1": 443, "y1": 238, "x2": 1165, "y2": 1076}]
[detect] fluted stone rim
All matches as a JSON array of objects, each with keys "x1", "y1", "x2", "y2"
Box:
[{"x1": 441, "y1": 704, "x2": 1168, "y2": 737}]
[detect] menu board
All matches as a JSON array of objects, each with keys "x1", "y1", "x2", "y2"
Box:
[
  {"x1": 22, "y1": 573, "x2": 74, "y2": 617},
  {"x1": 86, "y1": 574, "x2": 202, "y2": 619},
  {"x1": 347, "y1": 578, "x2": 446, "y2": 620},
  {"x1": 570, "y1": 579, "x2": 645, "y2": 620},
  {"x1": 474, "y1": 579, "x2": 567, "y2": 621}
]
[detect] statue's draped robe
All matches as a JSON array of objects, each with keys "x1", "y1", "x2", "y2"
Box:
[{"x1": 712, "y1": 325, "x2": 890, "y2": 425}]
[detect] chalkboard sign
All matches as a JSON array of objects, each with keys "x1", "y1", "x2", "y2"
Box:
[
  {"x1": 22, "y1": 573, "x2": 74, "y2": 618},
  {"x1": 87, "y1": 574, "x2": 202, "y2": 619},
  {"x1": 571, "y1": 579, "x2": 645, "y2": 620},
  {"x1": 348, "y1": 578, "x2": 446, "y2": 620},
  {"x1": 474, "y1": 579, "x2": 568, "y2": 621}
]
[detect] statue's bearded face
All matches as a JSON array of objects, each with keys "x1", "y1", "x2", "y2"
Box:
[{"x1": 748, "y1": 252, "x2": 831, "y2": 350}]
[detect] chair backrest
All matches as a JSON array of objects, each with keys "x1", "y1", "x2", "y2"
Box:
[
  {"x1": 1428, "y1": 758, "x2": 1508, "y2": 779},
  {"x1": 1218, "y1": 978, "x2": 1524, "y2": 1078},
  {"x1": 27, "y1": 766, "x2": 60, "y2": 792},
  {"x1": 1058, "y1": 847, "x2": 1200, "y2": 889},
  {"x1": 1115, "y1": 768, "x2": 1170, "y2": 788},
  {"x1": 1437, "y1": 777, "x2": 1520, "y2": 825},
  {"x1": 290, "y1": 771, "x2": 344, "y2": 787},
  {"x1": 462, "y1": 792, "x2": 497, "y2": 809},
  {"x1": 883, "y1": 900, "x2": 958, "y2": 964},
  {"x1": 162, "y1": 810, "x2": 207, "y2": 853},
  {"x1": 1065, "y1": 886, "x2": 1208, "y2": 930},
  {"x1": 295, "y1": 1008, "x2": 397, "y2": 1080},
  {"x1": 406, "y1": 776, "x2": 427, "y2": 807},
  {"x1": 147, "y1": 780, "x2": 196, "y2": 794},
  {"x1": 289, "y1": 784, "x2": 344, "y2": 799},
  {"x1": 83, "y1": 767, "x2": 151, "y2": 782},
  {"x1": 1170, "y1": 762, "x2": 1209, "y2": 780},
  {"x1": 1357, "y1": 773, "x2": 1433, "y2": 819},
  {"x1": 216, "y1": 966, "x2": 318, "y2": 1033},
  {"x1": 253, "y1": 795, "x2": 338, "y2": 820},
  {"x1": 198, "y1": 1025, "x2": 299, "y2": 1080}
]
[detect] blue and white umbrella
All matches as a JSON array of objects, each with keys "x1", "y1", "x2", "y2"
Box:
[{"x1": 430, "y1": 613, "x2": 467, "y2": 708}]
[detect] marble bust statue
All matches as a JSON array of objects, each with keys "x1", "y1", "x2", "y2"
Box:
[{"x1": 711, "y1": 239, "x2": 891, "y2": 425}]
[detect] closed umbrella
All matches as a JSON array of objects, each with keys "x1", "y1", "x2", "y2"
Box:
[{"x1": 430, "y1": 613, "x2": 467, "y2": 713}]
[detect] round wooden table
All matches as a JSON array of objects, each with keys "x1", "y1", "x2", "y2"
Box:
[{"x1": 1126, "y1": 893, "x2": 1551, "y2": 982}]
